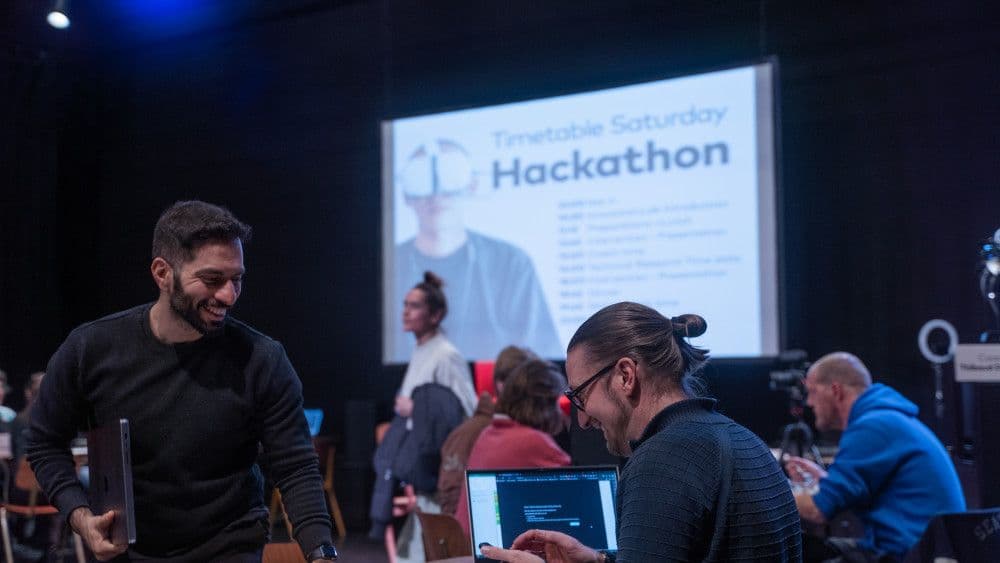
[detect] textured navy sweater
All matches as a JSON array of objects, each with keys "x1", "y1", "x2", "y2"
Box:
[
  {"x1": 27, "y1": 304, "x2": 332, "y2": 558},
  {"x1": 617, "y1": 398, "x2": 801, "y2": 562}
]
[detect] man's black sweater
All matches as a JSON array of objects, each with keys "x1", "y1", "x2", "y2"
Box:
[
  {"x1": 27, "y1": 304, "x2": 332, "y2": 558},
  {"x1": 617, "y1": 398, "x2": 802, "y2": 562}
]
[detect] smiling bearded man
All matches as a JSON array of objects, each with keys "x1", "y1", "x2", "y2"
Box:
[{"x1": 27, "y1": 200, "x2": 338, "y2": 563}]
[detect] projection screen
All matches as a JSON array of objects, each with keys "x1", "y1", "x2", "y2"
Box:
[{"x1": 382, "y1": 61, "x2": 779, "y2": 363}]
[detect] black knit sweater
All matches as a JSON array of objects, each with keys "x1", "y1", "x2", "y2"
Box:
[
  {"x1": 27, "y1": 304, "x2": 332, "y2": 558},
  {"x1": 617, "y1": 398, "x2": 801, "y2": 562}
]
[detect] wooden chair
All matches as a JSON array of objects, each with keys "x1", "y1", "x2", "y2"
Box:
[
  {"x1": 268, "y1": 488, "x2": 295, "y2": 540},
  {"x1": 1, "y1": 457, "x2": 85, "y2": 563},
  {"x1": 262, "y1": 541, "x2": 306, "y2": 563},
  {"x1": 317, "y1": 439, "x2": 347, "y2": 541},
  {"x1": 268, "y1": 438, "x2": 346, "y2": 541},
  {"x1": 415, "y1": 511, "x2": 471, "y2": 561}
]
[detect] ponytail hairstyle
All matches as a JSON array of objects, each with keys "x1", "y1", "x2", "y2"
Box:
[
  {"x1": 413, "y1": 271, "x2": 448, "y2": 324},
  {"x1": 495, "y1": 359, "x2": 567, "y2": 436},
  {"x1": 567, "y1": 302, "x2": 709, "y2": 397}
]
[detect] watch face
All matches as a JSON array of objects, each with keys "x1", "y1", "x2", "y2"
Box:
[{"x1": 317, "y1": 545, "x2": 339, "y2": 560}]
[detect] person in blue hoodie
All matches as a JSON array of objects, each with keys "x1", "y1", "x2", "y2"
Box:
[{"x1": 785, "y1": 352, "x2": 965, "y2": 562}]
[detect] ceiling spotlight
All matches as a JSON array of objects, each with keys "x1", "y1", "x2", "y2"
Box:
[{"x1": 47, "y1": 0, "x2": 71, "y2": 30}]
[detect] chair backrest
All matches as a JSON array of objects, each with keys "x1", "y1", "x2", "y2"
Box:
[
  {"x1": 13, "y1": 456, "x2": 45, "y2": 510},
  {"x1": 311, "y1": 436, "x2": 336, "y2": 490},
  {"x1": 416, "y1": 511, "x2": 472, "y2": 561},
  {"x1": 14, "y1": 457, "x2": 41, "y2": 492},
  {"x1": 5, "y1": 457, "x2": 58, "y2": 516},
  {"x1": 903, "y1": 508, "x2": 1000, "y2": 563},
  {"x1": 262, "y1": 542, "x2": 305, "y2": 563},
  {"x1": 473, "y1": 360, "x2": 496, "y2": 398}
]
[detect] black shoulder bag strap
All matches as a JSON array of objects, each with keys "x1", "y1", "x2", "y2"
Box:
[{"x1": 711, "y1": 424, "x2": 735, "y2": 548}]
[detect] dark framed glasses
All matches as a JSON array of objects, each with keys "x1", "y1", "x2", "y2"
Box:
[{"x1": 563, "y1": 361, "x2": 617, "y2": 412}]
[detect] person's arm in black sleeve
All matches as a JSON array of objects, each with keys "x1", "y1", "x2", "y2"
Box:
[
  {"x1": 28, "y1": 331, "x2": 129, "y2": 560},
  {"x1": 27, "y1": 332, "x2": 90, "y2": 518},
  {"x1": 255, "y1": 341, "x2": 333, "y2": 557}
]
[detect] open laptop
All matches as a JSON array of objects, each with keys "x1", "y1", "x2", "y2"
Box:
[
  {"x1": 466, "y1": 466, "x2": 619, "y2": 562},
  {"x1": 87, "y1": 419, "x2": 137, "y2": 545}
]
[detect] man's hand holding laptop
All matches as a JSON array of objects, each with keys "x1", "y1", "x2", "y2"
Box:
[{"x1": 70, "y1": 507, "x2": 128, "y2": 561}]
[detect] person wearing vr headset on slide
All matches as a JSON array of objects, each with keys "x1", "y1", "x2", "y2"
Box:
[{"x1": 389, "y1": 138, "x2": 561, "y2": 362}]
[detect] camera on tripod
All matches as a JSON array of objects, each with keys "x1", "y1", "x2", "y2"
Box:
[
  {"x1": 769, "y1": 350, "x2": 824, "y2": 468},
  {"x1": 769, "y1": 350, "x2": 810, "y2": 408}
]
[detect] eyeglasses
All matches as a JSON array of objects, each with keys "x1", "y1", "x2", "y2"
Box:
[{"x1": 563, "y1": 361, "x2": 616, "y2": 412}]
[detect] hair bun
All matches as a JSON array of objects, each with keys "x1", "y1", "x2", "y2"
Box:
[
  {"x1": 670, "y1": 314, "x2": 707, "y2": 338},
  {"x1": 423, "y1": 271, "x2": 444, "y2": 289}
]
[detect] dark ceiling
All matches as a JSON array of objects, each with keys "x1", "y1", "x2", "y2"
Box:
[
  {"x1": 3, "y1": 0, "x2": 366, "y2": 60},
  {"x1": 4, "y1": 1, "x2": 994, "y2": 71}
]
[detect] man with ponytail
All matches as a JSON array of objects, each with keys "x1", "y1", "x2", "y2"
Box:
[{"x1": 483, "y1": 301, "x2": 801, "y2": 562}]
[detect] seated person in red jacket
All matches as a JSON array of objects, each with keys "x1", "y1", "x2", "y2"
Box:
[
  {"x1": 454, "y1": 359, "x2": 571, "y2": 537},
  {"x1": 436, "y1": 345, "x2": 537, "y2": 516}
]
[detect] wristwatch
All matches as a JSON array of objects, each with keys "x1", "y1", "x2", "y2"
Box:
[{"x1": 306, "y1": 544, "x2": 339, "y2": 561}]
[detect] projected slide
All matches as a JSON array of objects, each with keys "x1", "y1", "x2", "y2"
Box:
[{"x1": 382, "y1": 62, "x2": 778, "y2": 363}]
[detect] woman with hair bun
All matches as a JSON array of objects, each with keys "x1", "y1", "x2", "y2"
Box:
[
  {"x1": 483, "y1": 302, "x2": 802, "y2": 563},
  {"x1": 377, "y1": 271, "x2": 477, "y2": 563},
  {"x1": 395, "y1": 271, "x2": 477, "y2": 418}
]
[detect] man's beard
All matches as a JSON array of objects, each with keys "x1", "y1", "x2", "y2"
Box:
[
  {"x1": 169, "y1": 275, "x2": 226, "y2": 335},
  {"x1": 603, "y1": 393, "x2": 633, "y2": 457}
]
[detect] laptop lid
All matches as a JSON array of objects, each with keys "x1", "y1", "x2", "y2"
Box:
[
  {"x1": 87, "y1": 419, "x2": 137, "y2": 545},
  {"x1": 303, "y1": 408, "x2": 324, "y2": 437},
  {"x1": 466, "y1": 465, "x2": 619, "y2": 562}
]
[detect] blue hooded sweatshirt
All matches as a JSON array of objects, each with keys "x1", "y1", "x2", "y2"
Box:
[{"x1": 812, "y1": 383, "x2": 966, "y2": 556}]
